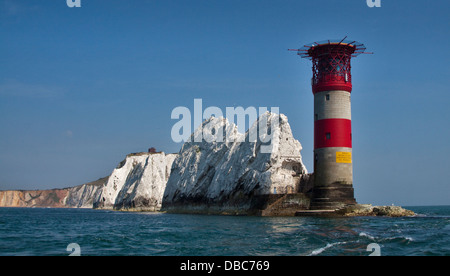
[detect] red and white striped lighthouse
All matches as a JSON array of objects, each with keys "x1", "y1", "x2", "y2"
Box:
[{"x1": 291, "y1": 37, "x2": 370, "y2": 210}]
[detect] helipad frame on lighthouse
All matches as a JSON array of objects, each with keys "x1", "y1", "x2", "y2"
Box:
[{"x1": 290, "y1": 37, "x2": 371, "y2": 210}]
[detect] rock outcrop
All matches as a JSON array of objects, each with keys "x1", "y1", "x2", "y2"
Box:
[
  {"x1": 93, "y1": 152, "x2": 177, "y2": 211},
  {"x1": 336, "y1": 204, "x2": 416, "y2": 217},
  {"x1": 161, "y1": 112, "x2": 309, "y2": 215}
]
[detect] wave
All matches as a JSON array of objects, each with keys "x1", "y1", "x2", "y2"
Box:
[
  {"x1": 381, "y1": 236, "x2": 414, "y2": 243},
  {"x1": 308, "y1": 242, "x2": 347, "y2": 256},
  {"x1": 359, "y1": 232, "x2": 376, "y2": 240},
  {"x1": 359, "y1": 232, "x2": 414, "y2": 243}
]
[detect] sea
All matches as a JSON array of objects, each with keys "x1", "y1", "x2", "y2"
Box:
[{"x1": 0, "y1": 206, "x2": 448, "y2": 256}]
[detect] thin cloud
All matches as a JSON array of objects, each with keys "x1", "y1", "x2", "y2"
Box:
[
  {"x1": 64, "y1": 130, "x2": 74, "y2": 138},
  {"x1": 1, "y1": 0, "x2": 39, "y2": 16},
  {"x1": 0, "y1": 81, "x2": 66, "y2": 98}
]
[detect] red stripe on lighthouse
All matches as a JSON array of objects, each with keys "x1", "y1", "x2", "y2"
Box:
[{"x1": 314, "y1": 119, "x2": 352, "y2": 149}]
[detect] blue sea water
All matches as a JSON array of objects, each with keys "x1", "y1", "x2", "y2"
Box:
[{"x1": 0, "y1": 206, "x2": 448, "y2": 256}]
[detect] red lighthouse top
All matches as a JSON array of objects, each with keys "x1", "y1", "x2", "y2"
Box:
[{"x1": 290, "y1": 37, "x2": 370, "y2": 94}]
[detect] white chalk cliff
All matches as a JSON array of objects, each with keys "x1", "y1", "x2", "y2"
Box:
[
  {"x1": 64, "y1": 179, "x2": 105, "y2": 208},
  {"x1": 0, "y1": 112, "x2": 308, "y2": 214},
  {"x1": 93, "y1": 152, "x2": 177, "y2": 211},
  {"x1": 161, "y1": 112, "x2": 308, "y2": 215}
]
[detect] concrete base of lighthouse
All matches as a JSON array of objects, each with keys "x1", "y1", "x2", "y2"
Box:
[
  {"x1": 311, "y1": 147, "x2": 356, "y2": 210},
  {"x1": 310, "y1": 184, "x2": 356, "y2": 210}
]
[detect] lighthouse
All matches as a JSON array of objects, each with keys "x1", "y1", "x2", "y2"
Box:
[{"x1": 290, "y1": 37, "x2": 370, "y2": 210}]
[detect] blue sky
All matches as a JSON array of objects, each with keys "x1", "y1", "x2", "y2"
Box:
[{"x1": 0, "y1": 0, "x2": 449, "y2": 206}]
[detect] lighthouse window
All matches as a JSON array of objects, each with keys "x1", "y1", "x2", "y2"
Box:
[
  {"x1": 326, "y1": 132, "x2": 331, "y2": 140},
  {"x1": 326, "y1": 94, "x2": 330, "y2": 101}
]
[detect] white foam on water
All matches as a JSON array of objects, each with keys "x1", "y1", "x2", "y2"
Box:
[
  {"x1": 308, "y1": 242, "x2": 347, "y2": 256},
  {"x1": 379, "y1": 236, "x2": 415, "y2": 243},
  {"x1": 359, "y1": 232, "x2": 376, "y2": 240},
  {"x1": 360, "y1": 232, "x2": 414, "y2": 243}
]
